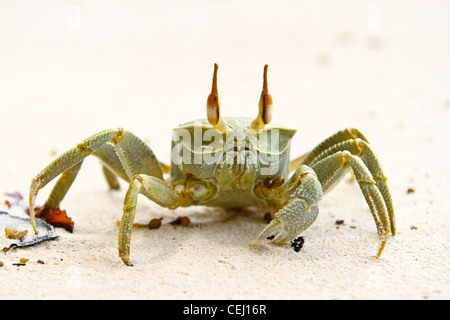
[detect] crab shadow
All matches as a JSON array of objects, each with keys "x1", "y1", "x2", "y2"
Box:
[
  {"x1": 71, "y1": 190, "x2": 326, "y2": 267},
  {"x1": 128, "y1": 205, "x2": 270, "y2": 265}
]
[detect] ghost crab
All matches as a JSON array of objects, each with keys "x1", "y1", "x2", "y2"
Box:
[{"x1": 29, "y1": 64, "x2": 395, "y2": 266}]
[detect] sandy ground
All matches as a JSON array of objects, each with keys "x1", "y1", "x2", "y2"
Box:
[{"x1": 0, "y1": 0, "x2": 449, "y2": 300}]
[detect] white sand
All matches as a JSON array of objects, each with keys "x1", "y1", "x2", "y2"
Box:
[{"x1": 0, "y1": 0, "x2": 449, "y2": 299}]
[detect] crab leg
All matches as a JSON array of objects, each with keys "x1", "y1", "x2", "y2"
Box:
[
  {"x1": 44, "y1": 161, "x2": 83, "y2": 210},
  {"x1": 119, "y1": 174, "x2": 179, "y2": 266},
  {"x1": 101, "y1": 165, "x2": 120, "y2": 190},
  {"x1": 294, "y1": 128, "x2": 395, "y2": 236},
  {"x1": 94, "y1": 141, "x2": 130, "y2": 184},
  {"x1": 300, "y1": 128, "x2": 369, "y2": 166},
  {"x1": 30, "y1": 129, "x2": 124, "y2": 232},
  {"x1": 37, "y1": 141, "x2": 128, "y2": 219},
  {"x1": 308, "y1": 138, "x2": 395, "y2": 236},
  {"x1": 311, "y1": 151, "x2": 391, "y2": 257},
  {"x1": 29, "y1": 128, "x2": 164, "y2": 234}
]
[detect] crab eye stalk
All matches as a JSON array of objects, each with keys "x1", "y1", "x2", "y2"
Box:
[
  {"x1": 207, "y1": 63, "x2": 230, "y2": 133},
  {"x1": 250, "y1": 64, "x2": 273, "y2": 133}
]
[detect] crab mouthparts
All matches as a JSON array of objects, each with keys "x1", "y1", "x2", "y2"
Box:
[
  {"x1": 229, "y1": 146, "x2": 251, "y2": 152},
  {"x1": 225, "y1": 140, "x2": 253, "y2": 154}
]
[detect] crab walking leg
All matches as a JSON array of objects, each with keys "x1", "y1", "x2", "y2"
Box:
[
  {"x1": 250, "y1": 166, "x2": 323, "y2": 246},
  {"x1": 43, "y1": 135, "x2": 158, "y2": 211},
  {"x1": 37, "y1": 142, "x2": 129, "y2": 217},
  {"x1": 93, "y1": 142, "x2": 129, "y2": 180},
  {"x1": 29, "y1": 129, "x2": 126, "y2": 233},
  {"x1": 44, "y1": 161, "x2": 83, "y2": 210},
  {"x1": 308, "y1": 138, "x2": 395, "y2": 235},
  {"x1": 300, "y1": 128, "x2": 369, "y2": 166},
  {"x1": 119, "y1": 174, "x2": 178, "y2": 266},
  {"x1": 102, "y1": 165, "x2": 121, "y2": 190},
  {"x1": 111, "y1": 131, "x2": 164, "y2": 181},
  {"x1": 311, "y1": 151, "x2": 391, "y2": 257},
  {"x1": 29, "y1": 129, "x2": 165, "y2": 233}
]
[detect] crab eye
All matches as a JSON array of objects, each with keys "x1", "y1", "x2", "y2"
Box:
[
  {"x1": 250, "y1": 64, "x2": 273, "y2": 133},
  {"x1": 206, "y1": 64, "x2": 220, "y2": 125},
  {"x1": 206, "y1": 63, "x2": 231, "y2": 134}
]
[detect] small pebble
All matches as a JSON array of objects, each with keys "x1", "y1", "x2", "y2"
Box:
[
  {"x1": 170, "y1": 216, "x2": 190, "y2": 227},
  {"x1": 290, "y1": 237, "x2": 305, "y2": 252},
  {"x1": 148, "y1": 218, "x2": 163, "y2": 229}
]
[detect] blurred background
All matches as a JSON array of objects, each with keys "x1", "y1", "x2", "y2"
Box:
[
  {"x1": 1, "y1": 0, "x2": 449, "y2": 183},
  {"x1": 0, "y1": 0, "x2": 449, "y2": 300}
]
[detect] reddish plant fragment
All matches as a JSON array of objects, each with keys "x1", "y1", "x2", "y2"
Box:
[{"x1": 35, "y1": 205, "x2": 74, "y2": 233}]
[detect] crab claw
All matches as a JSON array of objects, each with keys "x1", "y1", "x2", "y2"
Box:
[
  {"x1": 250, "y1": 205, "x2": 319, "y2": 247},
  {"x1": 249, "y1": 217, "x2": 286, "y2": 246},
  {"x1": 250, "y1": 167, "x2": 322, "y2": 249}
]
